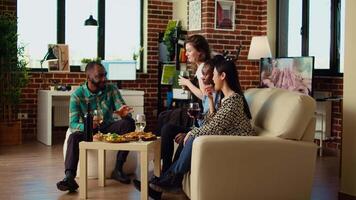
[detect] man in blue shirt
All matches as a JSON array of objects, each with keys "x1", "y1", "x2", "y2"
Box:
[{"x1": 56, "y1": 62, "x2": 135, "y2": 192}]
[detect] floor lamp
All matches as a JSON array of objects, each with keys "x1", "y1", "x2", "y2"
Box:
[{"x1": 247, "y1": 36, "x2": 272, "y2": 61}]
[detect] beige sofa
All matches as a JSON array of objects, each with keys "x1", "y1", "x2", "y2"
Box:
[{"x1": 182, "y1": 88, "x2": 318, "y2": 200}]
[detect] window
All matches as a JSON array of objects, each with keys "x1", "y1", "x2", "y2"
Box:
[
  {"x1": 309, "y1": 0, "x2": 331, "y2": 70},
  {"x1": 17, "y1": 0, "x2": 143, "y2": 70},
  {"x1": 105, "y1": 0, "x2": 141, "y2": 61},
  {"x1": 340, "y1": 0, "x2": 345, "y2": 73},
  {"x1": 17, "y1": 0, "x2": 57, "y2": 69},
  {"x1": 66, "y1": 0, "x2": 98, "y2": 65},
  {"x1": 287, "y1": 0, "x2": 303, "y2": 57},
  {"x1": 277, "y1": 0, "x2": 345, "y2": 75}
]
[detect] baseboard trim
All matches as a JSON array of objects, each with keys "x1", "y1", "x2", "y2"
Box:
[{"x1": 339, "y1": 192, "x2": 356, "y2": 200}]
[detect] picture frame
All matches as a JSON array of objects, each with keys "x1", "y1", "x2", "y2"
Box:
[
  {"x1": 48, "y1": 44, "x2": 69, "y2": 72},
  {"x1": 189, "y1": 0, "x2": 201, "y2": 31},
  {"x1": 214, "y1": 0, "x2": 235, "y2": 31},
  {"x1": 260, "y1": 57, "x2": 314, "y2": 96}
]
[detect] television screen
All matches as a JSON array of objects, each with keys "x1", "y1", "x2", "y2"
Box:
[
  {"x1": 101, "y1": 60, "x2": 136, "y2": 80},
  {"x1": 260, "y1": 56, "x2": 314, "y2": 96}
]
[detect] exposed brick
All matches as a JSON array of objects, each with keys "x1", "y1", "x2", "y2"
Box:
[
  {"x1": 10, "y1": 0, "x2": 300, "y2": 143},
  {"x1": 314, "y1": 76, "x2": 344, "y2": 149}
]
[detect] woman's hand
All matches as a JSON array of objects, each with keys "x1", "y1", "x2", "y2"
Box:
[
  {"x1": 174, "y1": 133, "x2": 187, "y2": 144},
  {"x1": 178, "y1": 76, "x2": 191, "y2": 87},
  {"x1": 114, "y1": 105, "x2": 133, "y2": 117},
  {"x1": 204, "y1": 85, "x2": 214, "y2": 99},
  {"x1": 183, "y1": 132, "x2": 192, "y2": 145}
]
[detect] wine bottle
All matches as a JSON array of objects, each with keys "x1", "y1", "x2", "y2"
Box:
[{"x1": 84, "y1": 102, "x2": 93, "y2": 142}]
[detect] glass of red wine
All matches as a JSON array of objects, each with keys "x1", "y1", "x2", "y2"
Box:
[{"x1": 188, "y1": 102, "x2": 200, "y2": 129}]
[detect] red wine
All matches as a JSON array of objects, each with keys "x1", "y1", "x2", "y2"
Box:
[{"x1": 188, "y1": 108, "x2": 200, "y2": 118}]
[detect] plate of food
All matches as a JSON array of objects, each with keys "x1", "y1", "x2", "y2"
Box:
[
  {"x1": 140, "y1": 132, "x2": 157, "y2": 141},
  {"x1": 93, "y1": 132, "x2": 104, "y2": 141},
  {"x1": 123, "y1": 131, "x2": 157, "y2": 141},
  {"x1": 123, "y1": 131, "x2": 141, "y2": 141},
  {"x1": 104, "y1": 133, "x2": 129, "y2": 143}
]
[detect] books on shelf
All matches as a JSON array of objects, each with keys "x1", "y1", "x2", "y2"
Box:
[{"x1": 161, "y1": 64, "x2": 177, "y2": 85}]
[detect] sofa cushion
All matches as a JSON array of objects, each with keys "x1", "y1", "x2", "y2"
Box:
[{"x1": 245, "y1": 88, "x2": 316, "y2": 140}]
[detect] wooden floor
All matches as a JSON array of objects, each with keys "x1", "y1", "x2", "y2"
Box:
[
  {"x1": 311, "y1": 148, "x2": 340, "y2": 200},
  {"x1": 0, "y1": 141, "x2": 340, "y2": 200}
]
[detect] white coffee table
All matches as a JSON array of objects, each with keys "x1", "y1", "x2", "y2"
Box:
[{"x1": 79, "y1": 139, "x2": 161, "y2": 200}]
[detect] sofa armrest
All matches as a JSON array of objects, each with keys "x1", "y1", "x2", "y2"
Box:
[{"x1": 188, "y1": 136, "x2": 317, "y2": 200}]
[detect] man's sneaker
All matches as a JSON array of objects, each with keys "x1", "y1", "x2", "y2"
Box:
[
  {"x1": 133, "y1": 179, "x2": 162, "y2": 200},
  {"x1": 111, "y1": 169, "x2": 131, "y2": 184},
  {"x1": 56, "y1": 177, "x2": 79, "y2": 192}
]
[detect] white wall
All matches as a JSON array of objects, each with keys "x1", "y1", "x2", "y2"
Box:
[
  {"x1": 340, "y1": 0, "x2": 356, "y2": 196},
  {"x1": 267, "y1": 0, "x2": 276, "y2": 57},
  {"x1": 173, "y1": 0, "x2": 188, "y2": 30}
]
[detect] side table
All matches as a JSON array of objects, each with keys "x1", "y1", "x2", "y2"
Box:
[{"x1": 79, "y1": 139, "x2": 161, "y2": 200}]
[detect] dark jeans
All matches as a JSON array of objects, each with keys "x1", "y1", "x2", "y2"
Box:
[
  {"x1": 64, "y1": 117, "x2": 135, "y2": 176},
  {"x1": 160, "y1": 123, "x2": 191, "y2": 173},
  {"x1": 170, "y1": 136, "x2": 194, "y2": 175},
  {"x1": 159, "y1": 136, "x2": 195, "y2": 185}
]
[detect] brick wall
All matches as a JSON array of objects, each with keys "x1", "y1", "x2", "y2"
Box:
[
  {"x1": 2, "y1": 0, "x2": 344, "y2": 146},
  {"x1": 20, "y1": 72, "x2": 87, "y2": 140},
  {"x1": 314, "y1": 76, "x2": 343, "y2": 149},
  {"x1": 187, "y1": 0, "x2": 267, "y2": 90}
]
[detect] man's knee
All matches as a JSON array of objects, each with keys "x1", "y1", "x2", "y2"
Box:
[
  {"x1": 68, "y1": 131, "x2": 83, "y2": 144},
  {"x1": 122, "y1": 117, "x2": 135, "y2": 130},
  {"x1": 113, "y1": 117, "x2": 135, "y2": 133},
  {"x1": 161, "y1": 124, "x2": 181, "y2": 140}
]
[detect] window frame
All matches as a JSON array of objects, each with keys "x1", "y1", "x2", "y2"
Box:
[
  {"x1": 27, "y1": 0, "x2": 144, "y2": 72},
  {"x1": 277, "y1": 0, "x2": 343, "y2": 77}
]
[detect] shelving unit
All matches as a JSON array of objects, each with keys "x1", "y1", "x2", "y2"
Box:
[{"x1": 157, "y1": 29, "x2": 187, "y2": 115}]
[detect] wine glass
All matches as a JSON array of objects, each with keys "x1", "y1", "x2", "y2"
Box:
[
  {"x1": 187, "y1": 103, "x2": 200, "y2": 129},
  {"x1": 179, "y1": 70, "x2": 190, "y2": 94},
  {"x1": 135, "y1": 114, "x2": 146, "y2": 132},
  {"x1": 93, "y1": 109, "x2": 104, "y2": 133}
]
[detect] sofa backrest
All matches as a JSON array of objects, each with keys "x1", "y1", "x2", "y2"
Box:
[{"x1": 244, "y1": 88, "x2": 316, "y2": 141}]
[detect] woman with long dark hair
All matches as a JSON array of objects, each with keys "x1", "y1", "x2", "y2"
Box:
[{"x1": 135, "y1": 56, "x2": 255, "y2": 199}]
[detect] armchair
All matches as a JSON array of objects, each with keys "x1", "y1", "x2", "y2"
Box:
[{"x1": 183, "y1": 88, "x2": 318, "y2": 200}]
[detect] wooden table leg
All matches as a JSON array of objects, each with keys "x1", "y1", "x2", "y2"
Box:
[
  {"x1": 153, "y1": 140, "x2": 161, "y2": 177},
  {"x1": 98, "y1": 149, "x2": 106, "y2": 187},
  {"x1": 79, "y1": 148, "x2": 87, "y2": 199},
  {"x1": 140, "y1": 150, "x2": 148, "y2": 200}
]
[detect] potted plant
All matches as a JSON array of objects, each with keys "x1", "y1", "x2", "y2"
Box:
[
  {"x1": 80, "y1": 57, "x2": 102, "y2": 71},
  {"x1": 0, "y1": 14, "x2": 29, "y2": 145},
  {"x1": 163, "y1": 20, "x2": 181, "y2": 61},
  {"x1": 132, "y1": 46, "x2": 144, "y2": 69}
]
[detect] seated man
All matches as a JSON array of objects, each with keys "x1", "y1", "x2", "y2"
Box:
[{"x1": 56, "y1": 61, "x2": 135, "y2": 192}]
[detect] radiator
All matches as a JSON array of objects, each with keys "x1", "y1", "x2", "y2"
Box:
[{"x1": 53, "y1": 97, "x2": 70, "y2": 127}]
